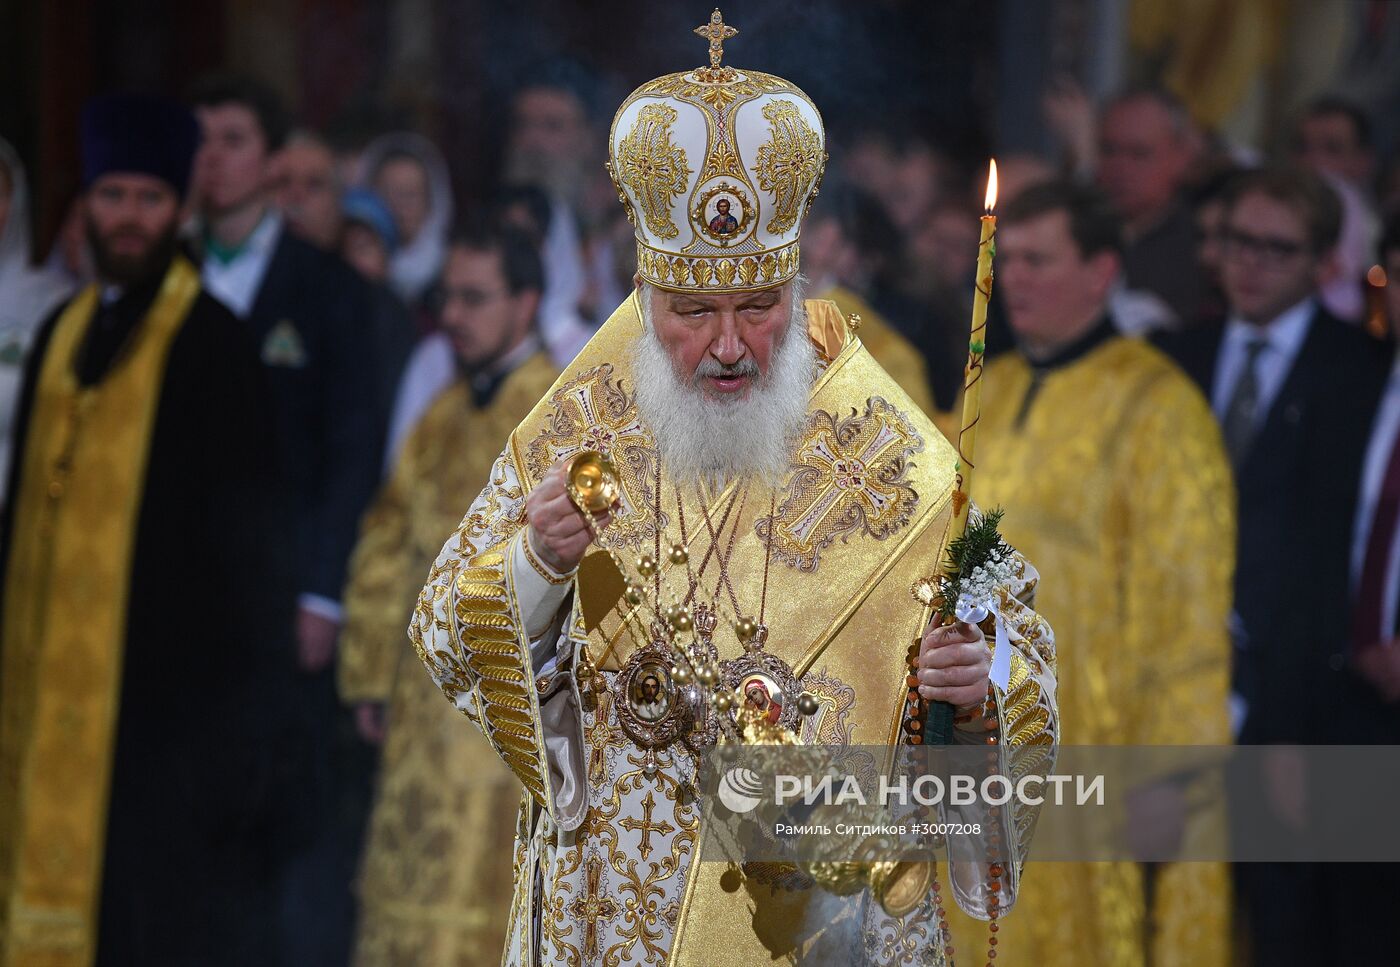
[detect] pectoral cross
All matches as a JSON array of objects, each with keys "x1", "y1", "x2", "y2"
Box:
[
  {"x1": 619, "y1": 789, "x2": 675, "y2": 860},
  {"x1": 694, "y1": 9, "x2": 738, "y2": 68},
  {"x1": 568, "y1": 855, "x2": 619, "y2": 961}
]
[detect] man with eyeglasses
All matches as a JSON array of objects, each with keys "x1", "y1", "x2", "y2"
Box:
[
  {"x1": 337, "y1": 226, "x2": 556, "y2": 962},
  {"x1": 1156, "y1": 166, "x2": 1389, "y2": 965}
]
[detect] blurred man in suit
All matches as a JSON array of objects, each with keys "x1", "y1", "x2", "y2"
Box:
[
  {"x1": 271, "y1": 133, "x2": 415, "y2": 451},
  {"x1": 1156, "y1": 167, "x2": 1390, "y2": 966},
  {"x1": 191, "y1": 73, "x2": 382, "y2": 965},
  {"x1": 1156, "y1": 167, "x2": 1388, "y2": 743},
  {"x1": 1348, "y1": 212, "x2": 1400, "y2": 727}
]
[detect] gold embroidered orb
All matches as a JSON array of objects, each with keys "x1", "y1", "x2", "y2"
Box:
[
  {"x1": 668, "y1": 543, "x2": 689, "y2": 565},
  {"x1": 637, "y1": 555, "x2": 658, "y2": 577}
]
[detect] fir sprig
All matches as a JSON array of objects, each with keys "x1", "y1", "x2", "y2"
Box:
[{"x1": 937, "y1": 506, "x2": 1013, "y2": 619}]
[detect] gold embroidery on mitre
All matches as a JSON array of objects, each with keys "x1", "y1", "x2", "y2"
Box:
[
  {"x1": 701, "y1": 137, "x2": 742, "y2": 180},
  {"x1": 757, "y1": 396, "x2": 924, "y2": 571},
  {"x1": 636, "y1": 239, "x2": 800, "y2": 293},
  {"x1": 523, "y1": 364, "x2": 662, "y2": 552},
  {"x1": 615, "y1": 104, "x2": 692, "y2": 241},
  {"x1": 754, "y1": 99, "x2": 824, "y2": 235},
  {"x1": 636, "y1": 70, "x2": 799, "y2": 106}
]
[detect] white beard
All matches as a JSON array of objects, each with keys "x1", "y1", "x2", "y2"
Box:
[{"x1": 634, "y1": 278, "x2": 815, "y2": 491}]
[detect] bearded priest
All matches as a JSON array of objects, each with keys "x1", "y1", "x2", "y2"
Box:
[{"x1": 410, "y1": 13, "x2": 1059, "y2": 966}]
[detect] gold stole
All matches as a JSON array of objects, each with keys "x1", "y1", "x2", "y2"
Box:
[{"x1": 0, "y1": 257, "x2": 200, "y2": 967}]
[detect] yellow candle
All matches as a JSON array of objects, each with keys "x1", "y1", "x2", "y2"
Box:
[{"x1": 943, "y1": 159, "x2": 998, "y2": 565}]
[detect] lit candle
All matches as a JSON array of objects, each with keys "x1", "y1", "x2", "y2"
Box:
[
  {"x1": 947, "y1": 158, "x2": 998, "y2": 547},
  {"x1": 923, "y1": 159, "x2": 997, "y2": 746}
]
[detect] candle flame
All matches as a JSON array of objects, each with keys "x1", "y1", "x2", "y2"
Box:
[{"x1": 985, "y1": 158, "x2": 998, "y2": 212}]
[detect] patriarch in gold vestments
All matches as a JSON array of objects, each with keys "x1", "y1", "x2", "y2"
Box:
[{"x1": 408, "y1": 15, "x2": 1060, "y2": 966}]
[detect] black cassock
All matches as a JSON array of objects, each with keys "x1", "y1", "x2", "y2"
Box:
[{"x1": 0, "y1": 257, "x2": 300, "y2": 966}]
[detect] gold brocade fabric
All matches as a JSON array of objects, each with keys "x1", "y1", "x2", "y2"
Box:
[
  {"x1": 0, "y1": 259, "x2": 199, "y2": 967},
  {"x1": 338, "y1": 354, "x2": 557, "y2": 965},
  {"x1": 819, "y1": 285, "x2": 937, "y2": 422},
  {"x1": 1128, "y1": 0, "x2": 1286, "y2": 129},
  {"x1": 409, "y1": 293, "x2": 1060, "y2": 966},
  {"x1": 946, "y1": 337, "x2": 1234, "y2": 967}
]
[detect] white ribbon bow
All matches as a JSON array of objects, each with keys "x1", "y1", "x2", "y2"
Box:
[{"x1": 953, "y1": 590, "x2": 1014, "y2": 693}]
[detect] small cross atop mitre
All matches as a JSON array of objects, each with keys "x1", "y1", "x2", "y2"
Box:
[{"x1": 694, "y1": 8, "x2": 738, "y2": 69}]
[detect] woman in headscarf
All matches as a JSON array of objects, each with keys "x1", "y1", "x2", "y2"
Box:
[
  {"x1": 360, "y1": 132, "x2": 454, "y2": 308},
  {"x1": 0, "y1": 137, "x2": 72, "y2": 506}
]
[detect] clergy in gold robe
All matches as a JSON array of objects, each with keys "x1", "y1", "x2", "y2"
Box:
[
  {"x1": 0, "y1": 95, "x2": 293, "y2": 967},
  {"x1": 947, "y1": 181, "x2": 1235, "y2": 967},
  {"x1": 409, "y1": 17, "x2": 1059, "y2": 966},
  {"x1": 338, "y1": 228, "x2": 558, "y2": 964}
]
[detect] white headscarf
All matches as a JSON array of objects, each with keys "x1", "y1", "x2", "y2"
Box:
[
  {"x1": 1, "y1": 137, "x2": 73, "y2": 506},
  {"x1": 359, "y1": 132, "x2": 455, "y2": 305},
  {"x1": 0, "y1": 138, "x2": 71, "y2": 334}
]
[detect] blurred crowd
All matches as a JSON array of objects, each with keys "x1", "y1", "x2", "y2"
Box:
[{"x1": 2, "y1": 50, "x2": 1400, "y2": 967}]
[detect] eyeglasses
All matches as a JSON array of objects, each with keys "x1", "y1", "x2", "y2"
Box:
[{"x1": 1220, "y1": 227, "x2": 1311, "y2": 266}]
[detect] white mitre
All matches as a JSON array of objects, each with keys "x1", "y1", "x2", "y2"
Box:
[{"x1": 607, "y1": 8, "x2": 826, "y2": 294}]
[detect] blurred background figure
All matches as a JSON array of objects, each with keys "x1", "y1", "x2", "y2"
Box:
[
  {"x1": 273, "y1": 136, "x2": 415, "y2": 428},
  {"x1": 1094, "y1": 88, "x2": 1205, "y2": 328},
  {"x1": 1156, "y1": 167, "x2": 1390, "y2": 966},
  {"x1": 801, "y1": 185, "x2": 938, "y2": 418},
  {"x1": 273, "y1": 129, "x2": 344, "y2": 250},
  {"x1": 1292, "y1": 97, "x2": 1380, "y2": 322},
  {"x1": 956, "y1": 180, "x2": 1234, "y2": 967},
  {"x1": 1188, "y1": 164, "x2": 1247, "y2": 325},
  {"x1": 0, "y1": 136, "x2": 71, "y2": 507},
  {"x1": 337, "y1": 227, "x2": 556, "y2": 965},
  {"x1": 501, "y1": 65, "x2": 604, "y2": 364},
  {"x1": 192, "y1": 72, "x2": 383, "y2": 966},
  {"x1": 0, "y1": 92, "x2": 292, "y2": 967},
  {"x1": 1354, "y1": 214, "x2": 1400, "y2": 714},
  {"x1": 363, "y1": 131, "x2": 454, "y2": 312},
  {"x1": 339, "y1": 186, "x2": 398, "y2": 284}
]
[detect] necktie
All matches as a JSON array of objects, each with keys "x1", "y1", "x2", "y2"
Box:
[
  {"x1": 1352, "y1": 424, "x2": 1400, "y2": 647},
  {"x1": 1222, "y1": 338, "x2": 1268, "y2": 469}
]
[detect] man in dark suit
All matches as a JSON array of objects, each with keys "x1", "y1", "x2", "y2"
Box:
[
  {"x1": 1155, "y1": 166, "x2": 1389, "y2": 966},
  {"x1": 1348, "y1": 212, "x2": 1400, "y2": 731},
  {"x1": 1156, "y1": 167, "x2": 1387, "y2": 743},
  {"x1": 190, "y1": 74, "x2": 381, "y2": 965}
]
